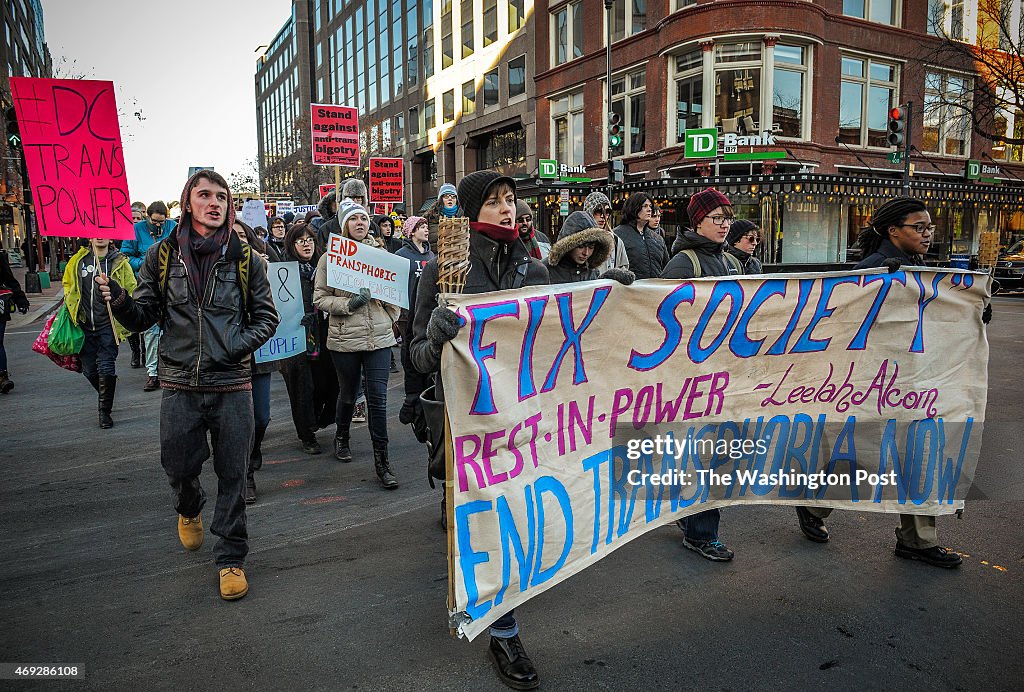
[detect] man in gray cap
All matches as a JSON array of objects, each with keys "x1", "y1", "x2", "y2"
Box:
[{"x1": 515, "y1": 199, "x2": 550, "y2": 260}]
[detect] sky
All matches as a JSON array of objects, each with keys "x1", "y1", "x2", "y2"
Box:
[{"x1": 40, "y1": 0, "x2": 292, "y2": 205}]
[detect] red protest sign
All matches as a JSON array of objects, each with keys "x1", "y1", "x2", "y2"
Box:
[
  {"x1": 10, "y1": 78, "x2": 133, "y2": 240},
  {"x1": 319, "y1": 184, "x2": 335, "y2": 200},
  {"x1": 311, "y1": 103, "x2": 359, "y2": 167},
  {"x1": 369, "y1": 157, "x2": 404, "y2": 203}
]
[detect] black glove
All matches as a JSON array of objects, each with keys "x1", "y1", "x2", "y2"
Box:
[
  {"x1": 600, "y1": 268, "x2": 636, "y2": 286},
  {"x1": 99, "y1": 275, "x2": 125, "y2": 302},
  {"x1": 882, "y1": 258, "x2": 902, "y2": 273},
  {"x1": 426, "y1": 305, "x2": 461, "y2": 348},
  {"x1": 347, "y1": 287, "x2": 371, "y2": 311},
  {"x1": 982, "y1": 303, "x2": 992, "y2": 325},
  {"x1": 15, "y1": 295, "x2": 29, "y2": 313},
  {"x1": 299, "y1": 312, "x2": 315, "y2": 328}
]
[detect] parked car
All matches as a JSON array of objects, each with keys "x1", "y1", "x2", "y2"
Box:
[{"x1": 994, "y1": 240, "x2": 1024, "y2": 292}]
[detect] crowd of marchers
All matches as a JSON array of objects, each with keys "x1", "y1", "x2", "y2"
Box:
[{"x1": 0, "y1": 165, "x2": 990, "y2": 691}]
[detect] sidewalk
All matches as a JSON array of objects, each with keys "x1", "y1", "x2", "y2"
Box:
[{"x1": 8, "y1": 265, "x2": 64, "y2": 329}]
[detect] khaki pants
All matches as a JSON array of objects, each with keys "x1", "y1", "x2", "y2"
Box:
[{"x1": 806, "y1": 508, "x2": 938, "y2": 549}]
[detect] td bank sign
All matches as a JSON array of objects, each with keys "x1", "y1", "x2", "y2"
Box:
[{"x1": 683, "y1": 128, "x2": 778, "y2": 158}]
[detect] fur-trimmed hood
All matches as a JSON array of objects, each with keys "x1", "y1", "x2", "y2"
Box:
[{"x1": 547, "y1": 226, "x2": 612, "y2": 269}]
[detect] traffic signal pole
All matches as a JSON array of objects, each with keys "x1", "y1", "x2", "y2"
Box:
[
  {"x1": 903, "y1": 101, "x2": 913, "y2": 197},
  {"x1": 605, "y1": 0, "x2": 613, "y2": 201}
]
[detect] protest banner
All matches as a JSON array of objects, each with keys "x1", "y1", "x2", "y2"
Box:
[
  {"x1": 439, "y1": 269, "x2": 991, "y2": 640},
  {"x1": 311, "y1": 104, "x2": 359, "y2": 167},
  {"x1": 369, "y1": 157, "x2": 404, "y2": 203},
  {"x1": 239, "y1": 199, "x2": 268, "y2": 230},
  {"x1": 277, "y1": 200, "x2": 294, "y2": 215},
  {"x1": 255, "y1": 262, "x2": 306, "y2": 364},
  {"x1": 10, "y1": 77, "x2": 133, "y2": 240},
  {"x1": 294, "y1": 204, "x2": 318, "y2": 216},
  {"x1": 324, "y1": 233, "x2": 411, "y2": 309},
  {"x1": 319, "y1": 184, "x2": 334, "y2": 200}
]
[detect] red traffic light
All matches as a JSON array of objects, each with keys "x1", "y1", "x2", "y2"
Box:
[{"x1": 889, "y1": 107, "x2": 906, "y2": 121}]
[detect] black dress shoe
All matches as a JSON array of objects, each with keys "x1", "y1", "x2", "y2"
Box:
[
  {"x1": 130, "y1": 352, "x2": 142, "y2": 368},
  {"x1": 895, "y1": 542, "x2": 962, "y2": 568},
  {"x1": 795, "y1": 506, "x2": 830, "y2": 543},
  {"x1": 489, "y1": 634, "x2": 539, "y2": 690},
  {"x1": 244, "y1": 475, "x2": 257, "y2": 504}
]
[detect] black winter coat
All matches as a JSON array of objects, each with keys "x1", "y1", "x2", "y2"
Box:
[
  {"x1": 110, "y1": 233, "x2": 280, "y2": 388},
  {"x1": 855, "y1": 239, "x2": 919, "y2": 269},
  {"x1": 613, "y1": 223, "x2": 669, "y2": 279},
  {"x1": 662, "y1": 231, "x2": 744, "y2": 279},
  {"x1": 0, "y1": 249, "x2": 29, "y2": 322}
]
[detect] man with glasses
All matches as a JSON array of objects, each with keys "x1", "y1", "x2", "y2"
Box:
[
  {"x1": 584, "y1": 191, "x2": 630, "y2": 272},
  {"x1": 122, "y1": 200, "x2": 177, "y2": 391},
  {"x1": 661, "y1": 187, "x2": 745, "y2": 562},
  {"x1": 515, "y1": 199, "x2": 550, "y2": 260}
]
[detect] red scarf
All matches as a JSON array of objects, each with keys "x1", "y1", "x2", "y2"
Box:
[
  {"x1": 470, "y1": 221, "x2": 519, "y2": 244},
  {"x1": 519, "y1": 225, "x2": 543, "y2": 259}
]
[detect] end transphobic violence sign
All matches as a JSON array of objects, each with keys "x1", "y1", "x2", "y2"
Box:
[
  {"x1": 254, "y1": 262, "x2": 306, "y2": 364},
  {"x1": 10, "y1": 77, "x2": 133, "y2": 240},
  {"x1": 369, "y1": 158, "x2": 404, "y2": 203},
  {"x1": 324, "y1": 233, "x2": 411, "y2": 309},
  {"x1": 439, "y1": 268, "x2": 991, "y2": 640},
  {"x1": 311, "y1": 103, "x2": 359, "y2": 167}
]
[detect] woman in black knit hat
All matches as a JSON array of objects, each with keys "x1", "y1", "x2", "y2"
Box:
[{"x1": 725, "y1": 219, "x2": 764, "y2": 274}]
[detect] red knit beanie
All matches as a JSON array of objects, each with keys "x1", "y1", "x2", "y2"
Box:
[{"x1": 687, "y1": 188, "x2": 732, "y2": 228}]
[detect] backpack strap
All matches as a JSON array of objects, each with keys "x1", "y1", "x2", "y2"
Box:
[
  {"x1": 724, "y1": 251, "x2": 744, "y2": 275},
  {"x1": 238, "y1": 243, "x2": 251, "y2": 317},
  {"x1": 681, "y1": 249, "x2": 702, "y2": 278}
]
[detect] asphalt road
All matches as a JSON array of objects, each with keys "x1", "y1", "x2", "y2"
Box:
[{"x1": 0, "y1": 296, "x2": 1021, "y2": 691}]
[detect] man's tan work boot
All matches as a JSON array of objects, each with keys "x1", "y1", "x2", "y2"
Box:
[
  {"x1": 219, "y1": 567, "x2": 249, "y2": 600},
  {"x1": 178, "y1": 514, "x2": 203, "y2": 551}
]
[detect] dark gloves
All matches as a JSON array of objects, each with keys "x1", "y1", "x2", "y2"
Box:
[
  {"x1": 600, "y1": 268, "x2": 636, "y2": 285},
  {"x1": 426, "y1": 305, "x2": 462, "y2": 348},
  {"x1": 982, "y1": 303, "x2": 992, "y2": 325},
  {"x1": 882, "y1": 258, "x2": 902, "y2": 273},
  {"x1": 96, "y1": 274, "x2": 124, "y2": 302},
  {"x1": 347, "y1": 287, "x2": 371, "y2": 311},
  {"x1": 15, "y1": 295, "x2": 29, "y2": 313},
  {"x1": 299, "y1": 312, "x2": 315, "y2": 328}
]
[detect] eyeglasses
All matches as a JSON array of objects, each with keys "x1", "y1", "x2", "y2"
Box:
[
  {"x1": 516, "y1": 216, "x2": 532, "y2": 224},
  {"x1": 593, "y1": 207, "x2": 612, "y2": 215},
  {"x1": 295, "y1": 237, "x2": 316, "y2": 245},
  {"x1": 744, "y1": 234, "x2": 760, "y2": 244},
  {"x1": 899, "y1": 223, "x2": 936, "y2": 235},
  {"x1": 708, "y1": 215, "x2": 735, "y2": 226}
]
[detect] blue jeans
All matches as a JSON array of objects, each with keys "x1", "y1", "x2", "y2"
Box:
[
  {"x1": 160, "y1": 389, "x2": 252, "y2": 567},
  {"x1": 490, "y1": 610, "x2": 518, "y2": 638},
  {"x1": 331, "y1": 348, "x2": 390, "y2": 449},
  {"x1": 80, "y1": 327, "x2": 118, "y2": 379},
  {"x1": 252, "y1": 371, "x2": 272, "y2": 430},
  {"x1": 0, "y1": 319, "x2": 8, "y2": 372},
  {"x1": 681, "y1": 509, "x2": 720, "y2": 543}
]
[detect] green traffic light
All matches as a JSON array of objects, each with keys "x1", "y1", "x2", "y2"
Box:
[{"x1": 609, "y1": 135, "x2": 622, "y2": 147}]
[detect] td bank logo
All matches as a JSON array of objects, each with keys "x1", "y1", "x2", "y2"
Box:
[
  {"x1": 539, "y1": 159, "x2": 558, "y2": 179},
  {"x1": 685, "y1": 128, "x2": 718, "y2": 158}
]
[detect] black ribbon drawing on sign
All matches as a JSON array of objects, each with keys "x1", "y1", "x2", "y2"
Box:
[{"x1": 276, "y1": 266, "x2": 296, "y2": 302}]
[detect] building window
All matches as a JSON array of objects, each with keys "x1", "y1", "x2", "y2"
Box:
[
  {"x1": 674, "y1": 0, "x2": 696, "y2": 8},
  {"x1": 508, "y1": 54, "x2": 526, "y2": 99},
  {"x1": 462, "y1": 0, "x2": 474, "y2": 58},
  {"x1": 424, "y1": 98, "x2": 436, "y2": 131},
  {"x1": 609, "y1": 0, "x2": 646, "y2": 43},
  {"x1": 673, "y1": 49, "x2": 703, "y2": 143},
  {"x1": 443, "y1": 89, "x2": 455, "y2": 122},
  {"x1": 843, "y1": 0, "x2": 899, "y2": 26},
  {"x1": 923, "y1": 71, "x2": 972, "y2": 157},
  {"x1": 463, "y1": 80, "x2": 477, "y2": 115},
  {"x1": 928, "y1": 0, "x2": 972, "y2": 40},
  {"x1": 773, "y1": 44, "x2": 808, "y2": 138},
  {"x1": 442, "y1": 0, "x2": 454, "y2": 69},
  {"x1": 838, "y1": 56, "x2": 898, "y2": 148},
  {"x1": 409, "y1": 106, "x2": 420, "y2": 136},
  {"x1": 483, "y1": 0, "x2": 498, "y2": 45},
  {"x1": 552, "y1": 2, "x2": 584, "y2": 66},
  {"x1": 551, "y1": 91, "x2": 585, "y2": 166},
  {"x1": 479, "y1": 126, "x2": 527, "y2": 175},
  {"x1": 484, "y1": 69, "x2": 500, "y2": 107},
  {"x1": 509, "y1": 0, "x2": 525, "y2": 32},
  {"x1": 394, "y1": 113, "x2": 405, "y2": 142},
  {"x1": 714, "y1": 41, "x2": 761, "y2": 132},
  {"x1": 610, "y1": 69, "x2": 646, "y2": 156}
]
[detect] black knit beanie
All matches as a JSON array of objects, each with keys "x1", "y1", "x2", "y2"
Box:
[
  {"x1": 727, "y1": 219, "x2": 759, "y2": 245},
  {"x1": 457, "y1": 170, "x2": 517, "y2": 222}
]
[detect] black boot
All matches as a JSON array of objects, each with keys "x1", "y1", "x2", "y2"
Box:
[
  {"x1": 334, "y1": 435, "x2": 353, "y2": 462},
  {"x1": 128, "y1": 333, "x2": 142, "y2": 368},
  {"x1": 0, "y1": 370, "x2": 13, "y2": 394},
  {"x1": 244, "y1": 474, "x2": 257, "y2": 504},
  {"x1": 489, "y1": 634, "x2": 540, "y2": 690},
  {"x1": 98, "y1": 375, "x2": 116, "y2": 429},
  {"x1": 374, "y1": 447, "x2": 398, "y2": 489},
  {"x1": 86, "y1": 374, "x2": 100, "y2": 393},
  {"x1": 246, "y1": 424, "x2": 267, "y2": 505}
]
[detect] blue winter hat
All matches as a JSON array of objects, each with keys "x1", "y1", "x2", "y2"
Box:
[{"x1": 439, "y1": 183, "x2": 458, "y2": 198}]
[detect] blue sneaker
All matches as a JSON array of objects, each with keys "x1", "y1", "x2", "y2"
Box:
[{"x1": 683, "y1": 537, "x2": 734, "y2": 562}]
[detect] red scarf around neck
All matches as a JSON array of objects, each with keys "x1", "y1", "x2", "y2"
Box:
[{"x1": 470, "y1": 221, "x2": 519, "y2": 244}]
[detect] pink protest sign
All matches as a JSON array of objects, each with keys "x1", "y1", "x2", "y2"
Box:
[
  {"x1": 310, "y1": 103, "x2": 360, "y2": 167},
  {"x1": 10, "y1": 78, "x2": 133, "y2": 240}
]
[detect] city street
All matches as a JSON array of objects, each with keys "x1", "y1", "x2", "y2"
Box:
[{"x1": 0, "y1": 295, "x2": 1021, "y2": 691}]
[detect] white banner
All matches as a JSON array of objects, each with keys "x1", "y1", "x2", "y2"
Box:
[{"x1": 324, "y1": 233, "x2": 411, "y2": 308}]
